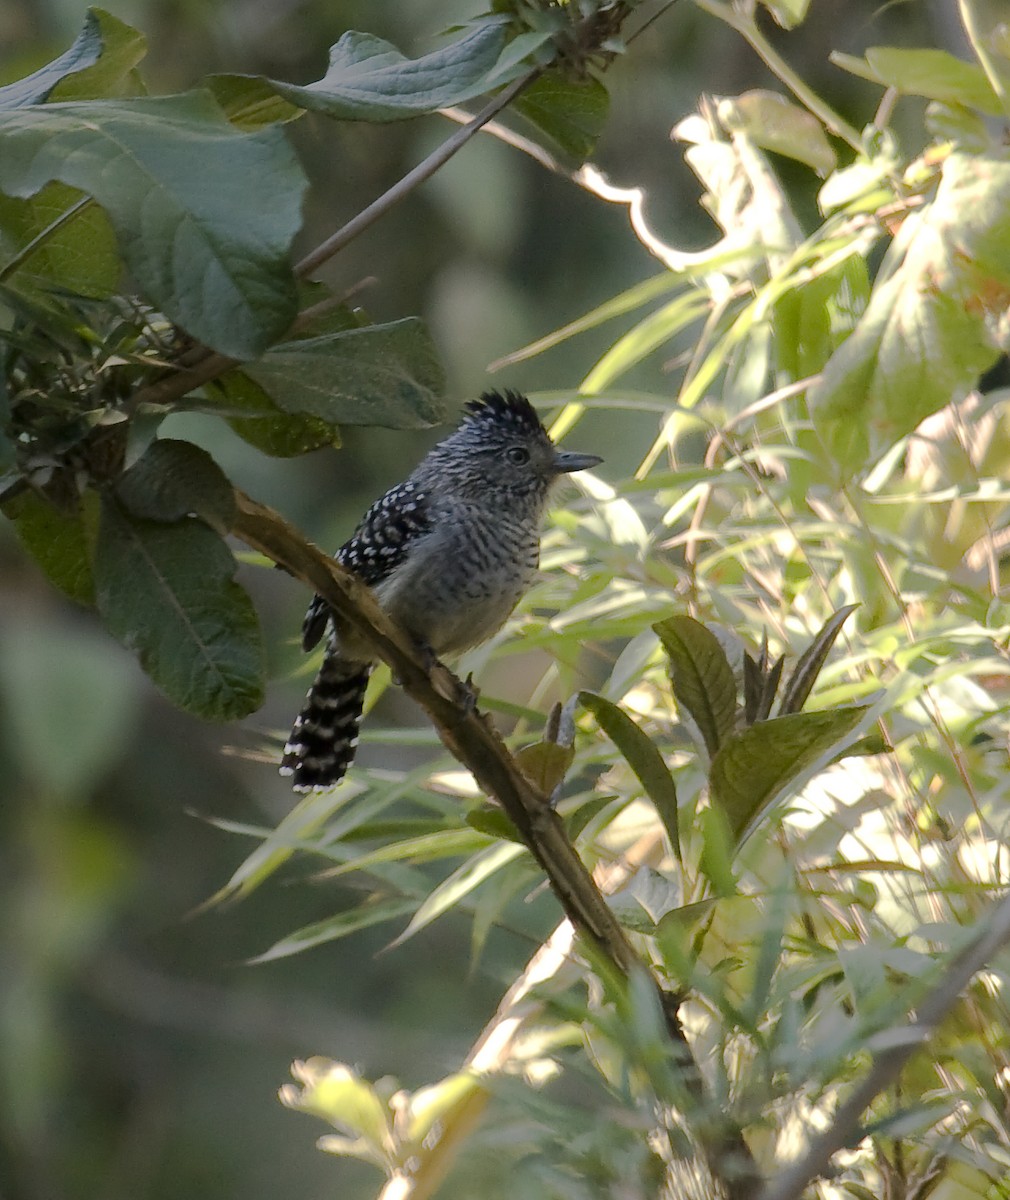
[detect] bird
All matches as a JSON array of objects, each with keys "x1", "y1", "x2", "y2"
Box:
[{"x1": 280, "y1": 389, "x2": 602, "y2": 792}]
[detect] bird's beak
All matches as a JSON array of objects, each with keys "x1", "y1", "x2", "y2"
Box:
[{"x1": 552, "y1": 449, "x2": 603, "y2": 474}]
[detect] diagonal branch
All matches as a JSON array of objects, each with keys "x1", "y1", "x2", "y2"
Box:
[{"x1": 228, "y1": 487, "x2": 759, "y2": 1199}]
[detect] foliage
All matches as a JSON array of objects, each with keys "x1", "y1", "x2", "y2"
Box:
[{"x1": 6, "y1": 3, "x2": 1010, "y2": 1200}]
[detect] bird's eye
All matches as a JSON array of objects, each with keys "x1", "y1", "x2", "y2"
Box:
[{"x1": 506, "y1": 446, "x2": 530, "y2": 465}]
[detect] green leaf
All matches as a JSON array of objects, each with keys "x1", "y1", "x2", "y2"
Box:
[
  {"x1": 513, "y1": 71, "x2": 609, "y2": 163},
  {"x1": 205, "y1": 371, "x2": 341, "y2": 457},
  {"x1": 207, "y1": 789, "x2": 354, "y2": 906},
  {"x1": 389, "y1": 841, "x2": 526, "y2": 947},
  {"x1": 0, "y1": 8, "x2": 142, "y2": 108},
  {"x1": 811, "y1": 153, "x2": 1010, "y2": 470},
  {"x1": 47, "y1": 9, "x2": 148, "y2": 102},
  {"x1": 579, "y1": 691, "x2": 680, "y2": 860},
  {"x1": 279, "y1": 1059, "x2": 394, "y2": 1153},
  {"x1": 243, "y1": 319, "x2": 447, "y2": 429},
  {"x1": 709, "y1": 706, "x2": 869, "y2": 844},
  {"x1": 514, "y1": 738, "x2": 575, "y2": 795},
  {"x1": 243, "y1": 19, "x2": 509, "y2": 123},
  {"x1": 114, "y1": 438, "x2": 236, "y2": 532},
  {"x1": 0, "y1": 619, "x2": 139, "y2": 798},
  {"x1": 205, "y1": 74, "x2": 303, "y2": 130},
  {"x1": 778, "y1": 604, "x2": 858, "y2": 715},
  {"x1": 318, "y1": 829, "x2": 493, "y2": 881},
  {"x1": 0, "y1": 184, "x2": 119, "y2": 298},
  {"x1": 858, "y1": 46, "x2": 1006, "y2": 116},
  {"x1": 3, "y1": 488, "x2": 98, "y2": 605},
  {"x1": 94, "y1": 498, "x2": 264, "y2": 719},
  {"x1": 653, "y1": 616, "x2": 738, "y2": 758},
  {"x1": 759, "y1": 0, "x2": 811, "y2": 28},
  {"x1": 0, "y1": 92, "x2": 306, "y2": 359},
  {"x1": 717, "y1": 91, "x2": 836, "y2": 176},
  {"x1": 250, "y1": 898, "x2": 417, "y2": 963}
]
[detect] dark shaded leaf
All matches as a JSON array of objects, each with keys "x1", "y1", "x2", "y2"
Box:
[
  {"x1": 3, "y1": 488, "x2": 98, "y2": 605},
  {"x1": 653, "y1": 616, "x2": 737, "y2": 758},
  {"x1": 0, "y1": 93, "x2": 306, "y2": 359},
  {"x1": 779, "y1": 604, "x2": 858, "y2": 715},
  {"x1": 240, "y1": 19, "x2": 509, "y2": 123},
  {"x1": 514, "y1": 71, "x2": 609, "y2": 163},
  {"x1": 243, "y1": 318, "x2": 447, "y2": 429},
  {"x1": 114, "y1": 438, "x2": 236, "y2": 531},
  {"x1": 94, "y1": 498, "x2": 264, "y2": 719},
  {"x1": 709, "y1": 706, "x2": 869, "y2": 844},
  {"x1": 580, "y1": 690, "x2": 680, "y2": 860}
]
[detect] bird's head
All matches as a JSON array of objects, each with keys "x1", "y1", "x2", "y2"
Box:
[{"x1": 424, "y1": 390, "x2": 602, "y2": 505}]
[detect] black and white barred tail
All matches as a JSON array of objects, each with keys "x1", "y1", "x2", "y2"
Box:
[{"x1": 280, "y1": 654, "x2": 371, "y2": 791}]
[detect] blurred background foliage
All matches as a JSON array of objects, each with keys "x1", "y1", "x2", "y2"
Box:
[{"x1": 0, "y1": 2, "x2": 1004, "y2": 1199}]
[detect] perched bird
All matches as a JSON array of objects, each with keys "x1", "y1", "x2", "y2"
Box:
[{"x1": 280, "y1": 389, "x2": 602, "y2": 792}]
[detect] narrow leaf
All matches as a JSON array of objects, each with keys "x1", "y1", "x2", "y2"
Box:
[
  {"x1": 580, "y1": 690, "x2": 680, "y2": 860},
  {"x1": 653, "y1": 616, "x2": 738, "y2": 758},
  {"x1": 250, "y1": 898, "x2": 417, "y2": 963},
  {"x1": 778, "y1": 604, "x2": 858, "y2": 715},
  {"x1": 389, "y1": 841, "x2": 525, "y2": 947},
  {"x1": 709, "y1": 706, "x2": 869, "y2": 844},
  {"x1": 94, "y1": 499, "x2": 264, "y2": 719}
]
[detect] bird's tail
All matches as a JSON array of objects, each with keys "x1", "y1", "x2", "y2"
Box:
[{"x1": 280, "y1": 654, "x2": 371, "y2": 791}]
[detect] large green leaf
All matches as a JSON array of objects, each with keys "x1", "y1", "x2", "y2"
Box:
[
  {"x1": 0, "y1": 8, "x2": 143, "y2": 108},
  {"x1": 3, "y1": 489, "x2": 98, "y2": 605},
  {"x1": 580, "y1": 691, "x2": 680, "y2": 860},
  {"x1": 709, "y1": 706, "x2": 869, "y2": 843},
  {"x1": 513, "y1": 72, "x2": 609, "y2": 163},
  {"x1": 94, "y1": 498, "x2": 264, "y2": 719},
  {"x1": 653, "y1": 616, "x2": 738, "y2": 758},
  {"x1": 233, "y1": 19, "x2": 510, "y2": 123},
  {"x1": 810, "y1": 152, "x2": 1010, "y2": 470},
  {"x1": 243, "y1": 318, "x2": 447, "y2": 428},
  {"x1": 0, "y1": 92, "x2": 306, "y2": 359}
]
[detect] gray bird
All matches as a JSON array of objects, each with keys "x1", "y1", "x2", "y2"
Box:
[{"x1": 280, "y1": 389, "x2": 602, "y2": 792}]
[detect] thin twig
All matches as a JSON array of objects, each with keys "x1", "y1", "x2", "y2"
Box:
[{"x1": 294, "y1": 69, "x2": 542, "y2": 279}]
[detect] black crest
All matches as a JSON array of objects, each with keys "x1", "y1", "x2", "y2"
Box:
[{"x1": 463, "y1": 390, "x2": 546, "y2": 439}]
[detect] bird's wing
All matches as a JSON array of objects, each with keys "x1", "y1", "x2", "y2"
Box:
[{"x1": 301, "y1": 480, "x2": 431, "y2": 652}]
